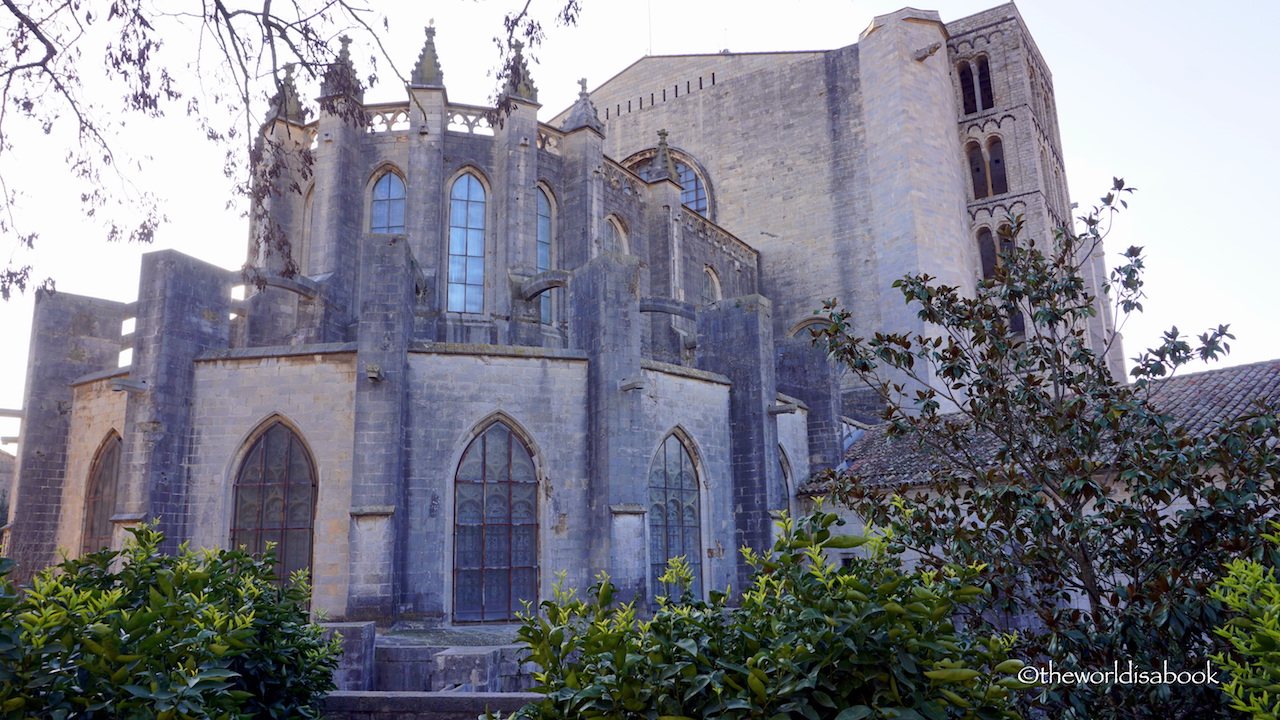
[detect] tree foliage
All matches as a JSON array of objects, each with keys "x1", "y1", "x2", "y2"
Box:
[
  {"x1": 814, "y1": 180, "x2": 1280, "y2": 719},
  {"x1": 0, "y1": 0, "x2": 580, "y2": 299},
  {"x1": 507, "y1": 510, "x2": 1029, "y2": 720},
  {"x1": 0, "y1": 524, "x2": 339, "y2": 719},
  {"x1": 1212, "y1": 523, "x2": 1280, "y2": 720}
]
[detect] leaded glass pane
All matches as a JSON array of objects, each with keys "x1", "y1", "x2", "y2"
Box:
[
  {"x1": 82, "y1": 435, "x2": 122, "y2": 555},
  {"x1": 647, "y1": 435, "x2": 701, "y2": 605},
  {"x1": 231, "y1": 422, "x2": 316, "y2": 585},
  {"x1": 453, "y1": 422, "x2": 538, "y2": 621},
  {"x1": 448, "y1": 174, "x2": 486, "y2": 313},
  {"x1": 371, "y1": 174, "x2": 406, "y2": 233}
]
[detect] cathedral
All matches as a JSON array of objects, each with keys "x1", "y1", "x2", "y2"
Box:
[{"x1": 5, "y1": 3, "x2": 1114, "y2": 627}]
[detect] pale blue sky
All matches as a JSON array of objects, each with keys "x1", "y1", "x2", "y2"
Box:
[{"x1": 2, "y1": 0, "x2": 1276, "y2": 446}]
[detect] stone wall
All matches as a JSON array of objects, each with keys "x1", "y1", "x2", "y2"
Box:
[
  {"x1": 184, "y1": 347, "x2": 358, "y2": 617},
  {"x1": 56, "y1": 375, "x2": 129, "y2": 553}
]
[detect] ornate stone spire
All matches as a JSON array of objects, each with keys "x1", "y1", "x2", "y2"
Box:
[
  {"x1": 411, "y1": 23, "x2": 445, "y2": 88},
  {"x1": 649, "y1": 129, "x2": 679, "y2": 182},
  {"x1": 502, "y1": 41, "x2": 538, "y2": 103},
  {"x1": 268, "y1": 63, "x2": 306, "y2": 124},
  {"x1": 321, "y1": 35, "x2": 363, "y2": 100},
  {"x1": 562, "y1": 78, "x2": 603, "y2": 133}
]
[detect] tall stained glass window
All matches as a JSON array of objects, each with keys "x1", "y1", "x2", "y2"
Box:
[
  {"x1": 230, "y1": 422, "x2": 316, "y2": 582},
  {"x1": 648, "y1": 434, "x2": 701, "y2": 602},
  {"x1": 454, "y1": 422, "x2": 539, "y2": 621},
  {"x1": 536, "y1": 189, "x2": 553, "y2": 324},
  {"x1": 82, "y1": 434, "x2": 122, "y2": 555},
  {"x1": 370, "y1": 173, "x2": 406, "y2": 233},
  {"x1": 448, "y1": 174, "x2": 486, "y2": 313}
]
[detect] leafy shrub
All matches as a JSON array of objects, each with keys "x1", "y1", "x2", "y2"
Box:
[
  {"x1": 507, "y1": 510, "x2": 1028, "y2": 720},
  {"x1": 0, "y1": 525, "x2": 339, "y2": 719},
  {"x1": 1213, "y1": 524, "x2": 1280, "y2": 720}
]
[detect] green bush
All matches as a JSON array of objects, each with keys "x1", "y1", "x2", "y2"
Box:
[
  {"x1": 1213, "y1": 524, "x2": 1280, "y2": 720},
  {"x1": 0, "y1": 525, "x2": 339, "y2": 720},
  {"x1": 507, "y1": 510, "x2": 1029, "y2": 720}
]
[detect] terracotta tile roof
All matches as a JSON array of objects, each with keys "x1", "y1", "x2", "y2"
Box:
[{"x1": 801, "y1": 359, "x2": 1280, "y2": 494}]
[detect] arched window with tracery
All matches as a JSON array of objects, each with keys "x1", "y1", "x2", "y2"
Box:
[
  {"x1": 448, "y1": 173, "x2": 486, "y2": 313},
  {"x1": 700, "y1": 266, "x2": 721, "y2": 306},
  {"x1": 536, "y1": 189, "x2": 553, "y2": 324},
  {"x1": 370, "y1": 172, "x2": 406, "y2": 234},
  {"x1": 82, "y1": 433, "x2": 122, "y2": 555},
  {"x1": 453, "y1": 422, "x2": 539, "y2": 622},
  {"x1": 630, "y1": 157, "x2": 709, "y2": 217},
  {"x1": 602, "y1": 217, "x2": 627, "y2": 255},
  {"x1": 230, "y1": 421, "x2": 317, "y2": 582},
  {"x1": 648, "y1": 434, "x2": 701, "y2": 602}
]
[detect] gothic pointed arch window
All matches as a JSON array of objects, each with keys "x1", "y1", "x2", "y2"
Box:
[
  {"x1": 453, "y1": 421, "x2": 539, "y2": 622},
  {"x1": 700, "y1": 266, "x2": 722, "y2": 306},
  {"x1": 448, "y1": 173, "x2": 486, "y2": 313},
  {"x1": 602, "y1": 216, "x2": 628, "y2": 255},
  {"x1": 370, "y1": 172, "x2": 406, "y2": 234},
  {"x1": 648, "y1": 433, "x2": 701, "y2": 602},
  {"x1": 536, "y1": 188, "x2": 553, "y2": 324},
  {"x1": 230, "y1": 421, "x2": 317, "y2": 582},
  {"x1": 628, "y1": 155, "x2": 709, "y2": 217},
  {"x1": 82, "y1": 433, "x2": 122, "y2": 555}
]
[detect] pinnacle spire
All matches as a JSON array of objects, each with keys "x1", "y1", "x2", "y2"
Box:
[
  {"x1": 649, "y1": 129, "x2": 679, "y2": 182},
  {"x1": 503, "y1": 40, "x2": 538, "y2": 103},
  {"x1": 321, "y1": 35, "x2": 363, "y2": 100},
  {"x1": 269, "y1": 63, "x2": 306, "y2": 124},
  {"x1": 411, "y1": 23, "x2": 445, "y2": 88},
  {"x1": 561, "y1": 77, "x2": 603, "y2": 133}
]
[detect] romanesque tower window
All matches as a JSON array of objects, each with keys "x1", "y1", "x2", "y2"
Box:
[
  {"x1": 988, "y1": 138, "x2": 1009, "y2": 195},
  {"x1": 230, "y1": 421, "x2": 317, "y2": 583},
  {"x1": 648, "y1": 434, "x2": 701, "y2": 602},
  {"x1": 81, "y1": 433, "x2": 122, "y2": 556},
  {"x1": 968, "y1": 142, "x2": 990, "y2": 200},
  {"x1": 537, "y1": 189, "x2": 553, "y2": 324},
  {"x1": 453, "y1": 421, "x2": 539, "y2": 622},
  {"x1": 958, "y1": 63, "x2": 977, "y2": 115},
  {"x1": 957, "y1": 57, "x2": 994, "y2": 115},
  {"x1": 977, "y1": 227, "x2": 998, "y2": 280},
  {"x1": 370, "y1": 172, "x2": 406, "y2": 234},
  {"x1": 976, "y1": 57, "x2": 994, "y2": 111},
  {"x1": 448, "y1": 173, "x2": 486, "y2": 313},
  {"x1": 968, "y1": 138, "x2": 1009, "y2": 200}
]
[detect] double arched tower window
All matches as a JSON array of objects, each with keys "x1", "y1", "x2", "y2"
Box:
[
  {"x1": 648, "y1": 434, "x2": 701, "y2": 602},
  {"x1": 958, "y1": 57, "x2": 994, "y2": 115},
  {"x1": 453, "y1": 421, "x2": 539, "y2": 622},
  {"x1": 82, "y1": 434, "x2": 122, "y2": 556},
  {"x1": 230, "y1": 421, "x2": 317, "y2": 582},
  {"x1": 448, "y1": 173, "x2": 487, "y2": 313},
  {"x1": 967, "y1": 138, "x2": 1008, "y2": 200}
]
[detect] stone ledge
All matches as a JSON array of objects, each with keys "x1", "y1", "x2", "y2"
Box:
[
  {"x1": 640, "y1": 358, "x2": 731, "y2": 386},
  {"x1": 409, "y1": 342, "x2": 588, "y2": 361},
  {"x1": 195, "y1": 342, "x2": 358, "y2": 362}
]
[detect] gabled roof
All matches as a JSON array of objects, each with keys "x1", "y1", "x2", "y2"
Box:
[{"x1": 802, "y1": 359, "x2": 1280, "y2": 493}]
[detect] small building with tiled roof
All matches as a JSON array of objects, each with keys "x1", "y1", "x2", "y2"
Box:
[{"x1": 802, "y1": 359, "x2": 1280, "y2": 495}]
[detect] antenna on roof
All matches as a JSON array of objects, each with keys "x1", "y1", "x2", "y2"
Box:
[{"x1": 647, "y1": 0, "x2": 653, "y2": 56}]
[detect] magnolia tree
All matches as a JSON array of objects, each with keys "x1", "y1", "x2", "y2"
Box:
[{"x1": 814, "y1": 181, "x2": 1280, "y2": 719}]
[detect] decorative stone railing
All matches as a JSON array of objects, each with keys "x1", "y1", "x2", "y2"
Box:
[
  {"x1": 446, "y1": 104, "x2": 494, "y2": 136},
  {"x1": 367, "y1": 103, "x2": 410, "y2": 133},
  {"x1": 536, "y1": 127, "x2": 562, "y2": 155}
]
